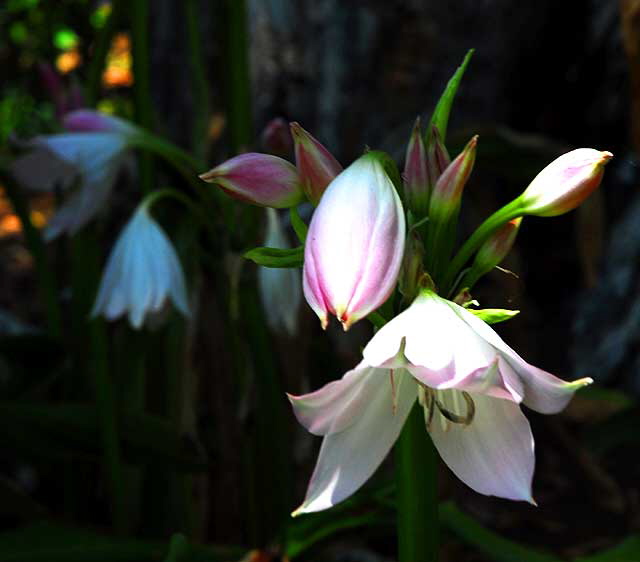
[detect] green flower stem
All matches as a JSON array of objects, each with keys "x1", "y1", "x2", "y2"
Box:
[
  {"x1": 442, "y1": 199, "x2": 522, "y2": 295},
  {"x1": 222, "y1": 0, "x2": 252, "y2": 152},
  {"x1": 86, "y1": 0, "x2": 123, "y2": 105},
  {"x1": 72, "y1": 233, "x2": 126, "y2": 534},
  {"x1": 396, "y1": 403, "x2": 439, "y2": 562},
  {"x1": 184, "y1": 0, "x2": 210, "y2": 162},
  {"x1": 0, "y1": 169, "x2": 62, "y2": 339},
  {"x1": 141, "y1": 187, "x2": 218, "y2": 243},
  {"x1": 131, "y1": 0, "x2": 154, "y2": 195}
]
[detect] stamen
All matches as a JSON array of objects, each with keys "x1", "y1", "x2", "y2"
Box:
[
  {"x1": 389, "y1": 370, "x2": 397, "y2": 415},
  {"x1": 435, "y1": 391, "x2": 475, "y2": 426}
]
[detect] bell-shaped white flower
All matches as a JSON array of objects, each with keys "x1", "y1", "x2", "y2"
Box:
[
  {"x1": 92, "y1": 205, "x2": 190, "y2": 329},
  {"x1": 258, "y1": 208, "x2": 301, "y2": 336},
  {"x1": 289, "y1": 290, "x2": 592, "y2": 514}
]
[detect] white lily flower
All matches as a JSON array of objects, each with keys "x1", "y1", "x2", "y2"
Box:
[
  {"x1": 258, "y1": 208, "x2": 301, "y2": 336},
  {"x1": 15, "y1": 110, "x2": 139, "y2": 240},
  {"x1": 92, "y1": 205, "x2": 190, "y2": 329},
  {"x1": 289, "y1": 290, "x2": 592, "y2": 514}
]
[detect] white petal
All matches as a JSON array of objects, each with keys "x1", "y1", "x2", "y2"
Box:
[
  {"x1": 363, "y1": 292, "x2": 504, "y2": 392},
  {"x1": 449, "y1": 300, "x2": 591, "y2": 413},
  {"x1": 294, "y1": 369, "x2": 417, "y2": 515},
  {"x1": 429, "y1": 392, "x2": 535, "y2": 502},
  {"x1": 289, "y1": 362, "x2": 385, "y2": 436}
]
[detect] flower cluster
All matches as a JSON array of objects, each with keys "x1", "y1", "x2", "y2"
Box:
[{"x1": 202, "y1": 114, "x2": 611, "y2": 515}]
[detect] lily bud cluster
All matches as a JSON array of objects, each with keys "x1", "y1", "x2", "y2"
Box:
[{"x1": 198, "y1": 79, "x2": 612, "y2": 514}]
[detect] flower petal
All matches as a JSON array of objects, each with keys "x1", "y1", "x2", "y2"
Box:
[
  {"x1": 293, "y1": 369, "x2": 417, "y2": 514},
  {"x1": 288, "y1": 362, "x2": 383, "y2": 436},
  {"x1": 429, "y1": 392, "x2": 535, "y2": 502},
  {"x1": 449, "y1": 301, "x2": 592, "y2": 413}
]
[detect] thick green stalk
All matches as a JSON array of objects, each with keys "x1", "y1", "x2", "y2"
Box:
[
  {"x1": 0, "y1": 169, "x2": 62, "y2": 338},
  {"x1": 442, "y1": 199, "x2": 522, "y2": 295},
  {"x1": 396, "y1": 404, "x2": 439, "y2": 562},
  {"x1": 184, "y1": 0, "x2": 210, "y2": 162},
  {"x1": 86, "y1": 0, "x2": 123, "y2": 105},
  {"x1": 131, "y1": 0, "x2": 154, "y2": 194}
]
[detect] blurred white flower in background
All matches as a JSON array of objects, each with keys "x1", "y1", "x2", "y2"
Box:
[
  {"x1": 92, "y1": 204, "x2": 190, "y2": 329},
  {"x1": 258, "y1": 208, "x2": 301, "y2": 336}
]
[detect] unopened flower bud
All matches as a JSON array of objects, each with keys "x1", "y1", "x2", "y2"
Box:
[
  {"x1": 261, "y1": 117, "x2": 293, "y2": 157},
  {"x1": 518, "y1": 149, "x2": 612, "y2": 217},
  {"x1": 426, "y1": 124, "x2": 451, "y2": 189},
  {"x1": 473, "y1": 217, "x2": 522, "y2": 275},
  {"x1": 290, "y1": 122, "x2": 342, "y2": 204},
  {"x1": 199, "y1": 153, "x2": 304, "y2": 208},
  {"x1": 429, "y1": 135, "x2": 477, "y2": 217},
  {"x1": 303, "y1": 152, "x2": 405, "y2": 330},
  {"x1": 403, "y1": 117, "x2": 429, "y2": 216}
]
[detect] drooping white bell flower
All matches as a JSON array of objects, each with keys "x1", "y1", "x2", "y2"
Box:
[
  {"x1": 92, "y1": 204, "x2": 190, "y2": 329},
  {"x1": 289, "y1": 290, "x2": 592, "y2": 514},
  {"x1": 258, "y1": 208, "x2": 301, "y2": 336},
  {"x1": 14, "y1": 110, "x2": 140, "y2": 240}
]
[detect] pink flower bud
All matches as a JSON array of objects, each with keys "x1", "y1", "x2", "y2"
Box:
[
  {"x1": 199, "y1": 153, "x2": 304, "y2": 208},
  {"x1": 429, "y1": 136, "x2": 477, "y2": 217},
  {"x1": 473, "y1": 217, "x2": 522, "y2": 274},
  {"x1": 260, "y1": 117, "x2": 293, "y2": 157},
  {"x1": 403, "y1": 117, "x2": 429, "y2": 216},
  {"x1": 303, "y1": 152, "x2": 405, "y2": 330},
  {"x1": 518, "y1": 149, "x2": 613, "y2": 217},
  {"x1": 290, "y1": 122, "x2": 343, "y2": 204},
  {"x1": 426, "y1": 124, "x2": 451, "y2": 189}
]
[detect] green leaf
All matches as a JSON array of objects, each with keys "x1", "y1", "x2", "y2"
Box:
[
  {"x1": 426, "y1": 49, "x2": 474, "y2": 144},
  {"x1": 440, "y1": 502, "x2": 562, "y2": 562},
  {"x1": 244, "y1": 245, "x2": 303, "y2": 268},
  {"x1": 469, "y1": 308, "x2": 520, "y2": 324},
  {"x1": 289, "y1": 206, "x2": 308, "y2": 243},
  {"x1": 575, "y1": 536, "x2": 640, "y2": 561}
]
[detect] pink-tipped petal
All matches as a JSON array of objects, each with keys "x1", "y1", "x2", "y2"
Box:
[
  {"x1": 303, "y1": 153, "x2": 405, "y2": 329},
  {"x1": 363, "y1": 291, "x2": 516, "y2": 399},
  {"x1": 518, "y1": 148, "x2": 612, "y2": 217},
  {"x1": 200, "y1": 153, "x2": 304, "y2": 208},
  {"x1": 430, "y1": 392, "x2": 535, "y2": 503},
  {"x1": 403, "y1": 117, "x2": 429, "y2": 216},
  {"x1": 447, "y1": 300, "x2": 592, "y2": 414},
  {"x1": 291, "y1": 122, "x2": 342, "y2": 204},
  {"x1": 288, "y1": 362, "x2": 384, "y2": 436},
  {"x1": 293, "y1": 369, "x2": 416, "y2": 515}
]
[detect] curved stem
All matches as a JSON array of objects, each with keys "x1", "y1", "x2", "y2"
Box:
[
  {"x1": 442, "y1": 199, "x2": 522, "y2": 295},
  {"x1": 142, "y1": 187, "x2": 218, "y2": 242}
]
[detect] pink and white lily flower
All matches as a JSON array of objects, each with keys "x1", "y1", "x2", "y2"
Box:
[{"x1": 289, "y1": 290, "x2": 591, "y2": 514}]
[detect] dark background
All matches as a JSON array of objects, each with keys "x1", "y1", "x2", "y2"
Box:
[{"x1": 1, "y1": 1, "x2": 639, "y2": 561}]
